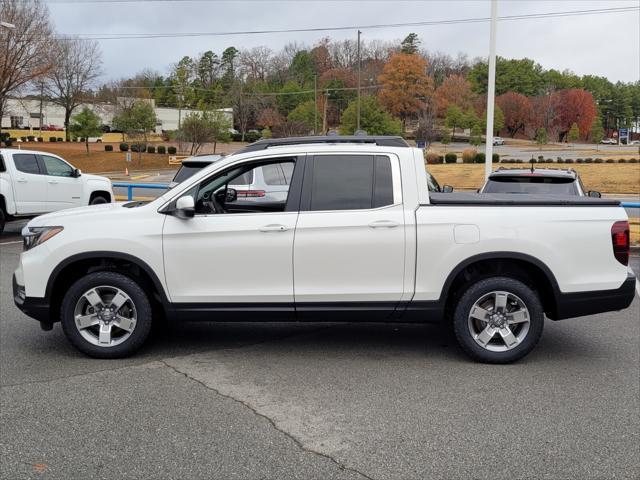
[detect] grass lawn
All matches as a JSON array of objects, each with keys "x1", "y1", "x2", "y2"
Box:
[{"x1": 427, "y1": 163, "x2": 640, "y2": 195}]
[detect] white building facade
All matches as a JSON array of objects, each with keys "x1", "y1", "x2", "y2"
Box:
[{"x1": 1, "y1": 97, "x2": 233, "y2": 133}]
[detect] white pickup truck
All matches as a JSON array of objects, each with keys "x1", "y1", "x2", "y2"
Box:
[
  {"x1": 0, "y1": 149, "x2": 113, "y2": 233},
  {"x1": 12, "y1": 136, "x2": 635, "y2": 363}
]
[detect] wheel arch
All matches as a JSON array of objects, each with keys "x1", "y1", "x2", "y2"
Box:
[
  {"x1": 89, "y1": 190, "x2": 112, "y2": 203},
  {"x1": 440, "y1": 252, "x2": 560, "y2": 318},
  {"x1": 46, "y1": 251, "x2": 169, "y2": 322}
]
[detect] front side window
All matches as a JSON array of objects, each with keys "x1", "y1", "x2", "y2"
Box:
[
  {"x1": 308, "y1": 155, "x2": 395, "y2": 211},
  {"x1": 192, "y1": 158, "x2": 295, "y2": 215},
  {"x1": 13, "y1": 154, "x2": 40, "y2": 174},
  {"x1": 42, "y1": 155, "x2": 74, "y2": 177}
]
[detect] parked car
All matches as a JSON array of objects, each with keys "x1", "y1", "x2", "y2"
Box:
[
  {"x1": 13, "y1": 136, "x2": 634, "y2": 363},
  {"x1": 41, "y1": 125, "x2": 64, "y2": 131},
  {"x1": 86, "y1": 136, "x2": 103, "y2": 143},
  {"x1": 492, "y1": 137, "x2": 505, "y2": 146},
  {"x1": 479, "y1": 167, "x2": 601, "y2": 197},
  {"x1": 600, "y1": 138, "x2": 617, "y2": 144},
  {"x1": 0, "y1": 149, "x2": 114, "y2": 234}
]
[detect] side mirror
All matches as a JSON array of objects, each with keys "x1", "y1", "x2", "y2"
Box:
[
  {"x1": 442, "y1": 185, "x2": 454, "y2": 193},
  {"x1": 174, "y1": 195, "x2": 195, "y2": 219},
  {"x1": 225, "y1": 188, "x2": 237, "y2": 203},
  {"x1": 588, "y1": 190, "x2": 601, "y2": 198},
  {"x1": 73, "y1": 168, "x2": 81, "y2": 178}
]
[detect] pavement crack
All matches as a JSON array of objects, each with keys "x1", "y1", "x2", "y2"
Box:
[{"x1": 159, "y1": 359, "x2": 376, "y2": 480}]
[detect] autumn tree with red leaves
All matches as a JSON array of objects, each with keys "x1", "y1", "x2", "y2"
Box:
[
  {"x1": 554, "y1": 88, "x2": 597, "y2": 140},
  {"x1": 378, "y1": 53, "x2": 434, "y2": 129},
  {"x1": 496, "y1": 92, "x2": 531, "y2": 138},
  {"x1": 434, "y1": 74, "x2": 475, "y2": 117}
]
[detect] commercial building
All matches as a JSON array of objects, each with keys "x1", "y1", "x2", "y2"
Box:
[{"x1": 1, "y1": 97, "x2": 232, "y2": 133}]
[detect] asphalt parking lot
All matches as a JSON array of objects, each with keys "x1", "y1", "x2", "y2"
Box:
[{"x1": 0, "y1": 240, "x2": 638, "y2": 479}]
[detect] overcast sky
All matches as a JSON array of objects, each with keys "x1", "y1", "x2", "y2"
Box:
[{"x1": 46, "y1": 0, "x2": 640, "y2": 84}]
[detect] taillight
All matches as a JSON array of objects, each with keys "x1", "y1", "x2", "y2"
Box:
[
  {"x1": 236, "y1": 190, "x2": 265, "y2": 198},
  {"x1": 611, "y1": 221, "x2": 630, "y2": 266}
]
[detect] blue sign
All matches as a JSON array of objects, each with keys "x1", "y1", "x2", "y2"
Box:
[
  {"x1": 416, "y1": 140, "x2": 426, "y2": 149},
  {"x1": 619, "y1": 128, "x2": 629, "y2": 136}
]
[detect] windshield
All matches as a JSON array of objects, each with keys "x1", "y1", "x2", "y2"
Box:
[{"x1": 483, "y1": 176, "x2": 579, "y2": 195}]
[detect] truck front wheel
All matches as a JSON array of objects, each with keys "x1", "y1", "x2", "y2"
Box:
[
  {"x1": 452, "y1": 277, "x2": 544, "y2": 364},
  {"x1": 60, "y1": 271, "x2": 153, "y2": 358}
]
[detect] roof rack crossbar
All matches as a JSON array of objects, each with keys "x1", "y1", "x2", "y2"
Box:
[{"x1": 238, "y1": 135, "x2": 409, "y2": 152}]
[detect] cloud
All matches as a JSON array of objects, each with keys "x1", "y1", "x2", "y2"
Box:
[{"x1": 47, "y1": 0, "x2": 639, "y2": 82}]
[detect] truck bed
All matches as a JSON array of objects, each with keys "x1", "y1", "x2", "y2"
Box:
[{"x1": 427, "y1": 192, "x2": 621, "y2": 206}]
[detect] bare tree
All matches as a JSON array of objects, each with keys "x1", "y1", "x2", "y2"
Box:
[
  {"x1": 43, "y1": 37, "x2": 102, "y2": 140},
  {"x1": 0, "y1": 0, "x2": 53, "y2": 123},
  {"x1": 239, "y1": 47, "x2": 272, "y2": 82}
]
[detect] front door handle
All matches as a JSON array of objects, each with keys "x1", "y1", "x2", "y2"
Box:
[
  {"x1": 48, "y1": 180, "x2": 58, "y2": 184},
  {"x1": 259, "y1": 224, "x2": 289, "y2": 233},
  {"x1": 368, "y1": 220, "x2": 399, "y2": 228},
  {"x1": 17, "y1": 178, "x2": 27, "y2": 183}
]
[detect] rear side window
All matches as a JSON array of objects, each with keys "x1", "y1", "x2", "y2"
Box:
[
  {"x1": 229, "y1": 170, "x2": 254, "y2": 186},
  {"x1": 262, "y1": 163, "x2": 289, "y2": 186},
  {"x1": 13, "y1": 154, "x2": 40, "y2": 174},
  {"x1": 483, "y1": 176, "x2": 579, "y2": 195},
  {"x1": 0, "y1": 155, "x2": 5, "y2": 172},
  {"x1": 308, "y1": 155, "x2": 395, "y2": 211}
]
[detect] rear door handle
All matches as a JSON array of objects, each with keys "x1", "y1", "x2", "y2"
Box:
[
  {"x1": 259, "y1": 224, "x2": 289, "y2": 233},
  {"x1": 368, "y1": 220, "x2": 399, "y2": 228},
  {"x1": 48, "y1": 180, "x2": 58, "y2": 184},
  {"x1": 17, "y1": 178, "x2": 27, "y2": 183}
]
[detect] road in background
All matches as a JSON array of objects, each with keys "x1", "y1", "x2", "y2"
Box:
[{"x1": 0, "y1": 241, "x2": 639, "y2": 479}]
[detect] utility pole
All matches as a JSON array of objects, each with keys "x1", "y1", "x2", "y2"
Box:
[
  {"x1": 322, "y1": 89, "x2": 329, "y2": 134},
  {"x1": 356, "y1": 30, "x2": 362, "y2": 132},
  {"x1": 314, "y1": 74, "x2": 318, "y2": 135},
  {"x1": 484, "y1": 0, "x2": 498, "y2": 180}
]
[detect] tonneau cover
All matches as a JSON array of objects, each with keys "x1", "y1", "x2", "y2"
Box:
[{"x1": 428, "y1": 192, "x2": 621, "y2": 206}]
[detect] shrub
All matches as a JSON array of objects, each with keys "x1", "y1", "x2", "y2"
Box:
[
  {"x1": 584, "y1": 158, "x2": 593, "y2": 163},
  {"x1": 474, "y1": 152, "x2": 486, "y2": 164},
  {"x1": 529, "y1": 158, "x2": 537, "y2": 163},
  {"x1": 619, "y1": 159, "x2": 627, "y2": 163},
  {"x1": 425, "y1": 152, "x2": 442, "y2": 164},
  {"x1": 576, "y1": 158, "x2": 583, "y2": 163},
  {"x1": 231, "y1": 133, "x2": 242, "y2": 142},
  {"x1": 516, "y1": 159, "x2": 524, "y2": 163},
  {"x1": 168, "y1": 146, "x2": 177, "y2": 155},
  {"x1": 9, "y1": 137, "x2": 17, "y2": 142},
  {"x1": 444, "y1": 152, "x2": 457, "y2": 164},
  {"x1": 594, "y1": 158, "x2": 603, "y2": 163},
  {"x1": 147, "y1": 145, "x2": 155, "y2": 154},
  {"x1": 537, "y1": 155, "x2": 544, "y2": 161},
  {"x1": 492, "y1": 153, "x2": 499, "y2": 163},
  {"x1": 245, "y1": 131, "x2": 261, "y2": 143},
  {"x1": 545, "y1": 158, "x2": 553, "y2": 163},
  {"x1": 131, "y1": 144, "x2": 139, "y2": 153},
  {"x1": 565, "y1": 158, "x2": 574, "y2": 164},
  {"x1": 79, "y1": 137, "x2": 85, "y2": 143},
  {"x1": 57, "y1": 137, "x2": 63, "y2": 142},
  {"x1": 605, "y1": 159, "x2": 614, "y2": 163},
  {"x1": 157, "y1": 145, "x2": 166, "y2": 154},
  {"x1": 4, "y1": 139, "x2": 12, "y2": 147},
  {"x1": 104, "y1": 145, "x2": 113, "y2": 152},
  {"x1": 49, "y1": 137, "x2": 57, "y2": 142},
  {"x1": 462, "y1": 148, "x2": 477, "y2": 164},
  {"x1": 628, "y1": 158, "x2": 638, "y2": 163},
  {"x1": 37, "y1": 136, "x2": 43, "y2": 142},
  {"x1": 119, "y1": 143, "x2": 129, "y2": 152},
  {"x1": 557, "y1": 158, "x2": 565, "y2": 164},
  {"x1": 27, "y1": 135, "x2": 35, "y2": 141}
]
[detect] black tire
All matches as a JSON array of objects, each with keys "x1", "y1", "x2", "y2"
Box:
[
  {"x1": 60, "y1": 271, "x2": 152, "y2": 358},
  {"x1": 0, "y1": 208, "x2": 5, "y2": 235},
  {"x1": 452, "y1": 276, "x2": 544, "y2": 364},
  {"x1": 90, "y1": 195, "x2": 109, "y2": 205}
]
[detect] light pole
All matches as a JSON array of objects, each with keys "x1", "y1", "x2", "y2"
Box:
[
  {"x1": 484, "y1": 0, "x2": 498, "y2": 180},
  {"x1": 356, "y1": 30, "x2": 362, "y2": 132}
]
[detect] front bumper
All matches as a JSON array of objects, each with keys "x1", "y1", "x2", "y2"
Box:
[
  {"x1": 13, "y1": 274, "x2": 50, "y2": 323},
  {"x1": 551, "y1": 271, "x2": 637, "y2": 320}
]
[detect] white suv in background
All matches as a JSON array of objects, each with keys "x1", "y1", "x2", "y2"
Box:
[{"x1": 0, "y1": 149, "x2": 114, "y2": 233}]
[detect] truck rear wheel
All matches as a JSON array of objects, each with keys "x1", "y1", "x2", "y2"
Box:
[
  {"x1": 452, "y1": 276, "x2": 544, "y2": 364},
  {"x1": 60, "y1": 271, "x2": 152, "y2": 358}
]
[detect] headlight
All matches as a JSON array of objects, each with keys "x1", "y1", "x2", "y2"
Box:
[{"x1": 23, "y1": 226, "x2": 64, "y2": 251}]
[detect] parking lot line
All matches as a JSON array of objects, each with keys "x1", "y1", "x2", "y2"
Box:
[{"x1": 0, "y1": 240, "x2": 22, "y2": 245}]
